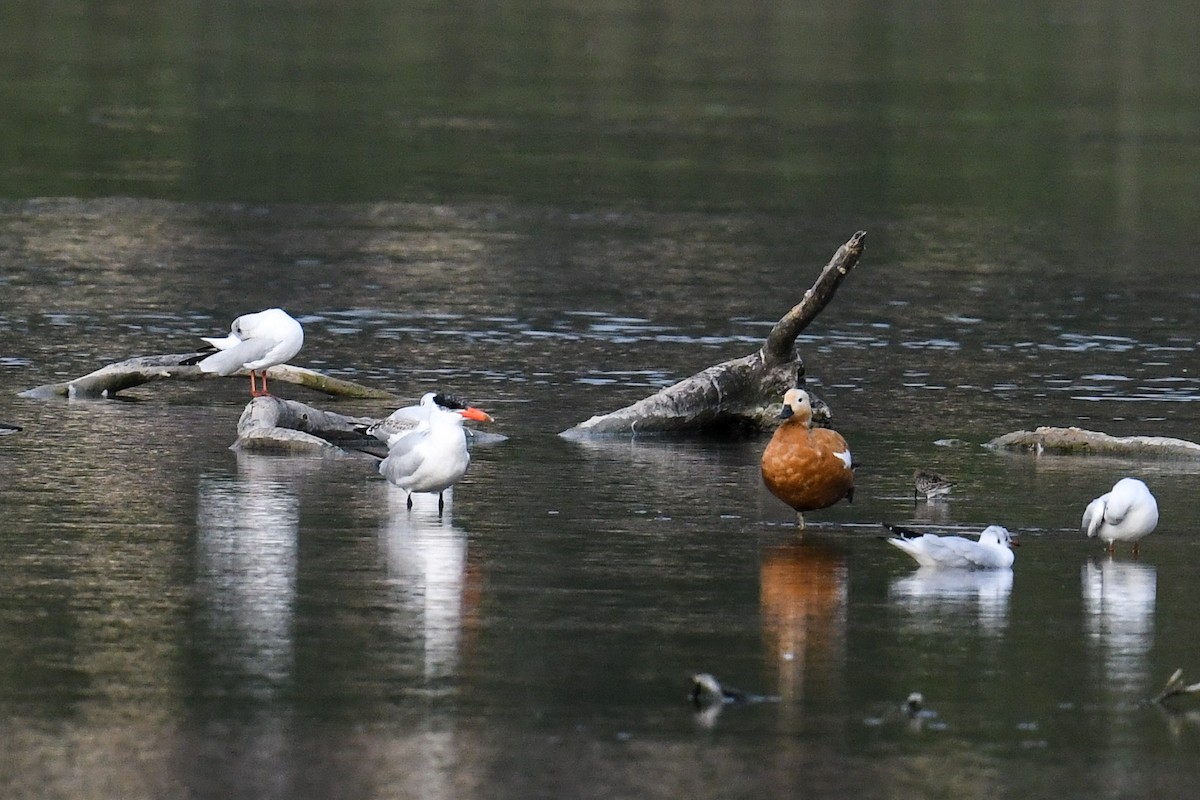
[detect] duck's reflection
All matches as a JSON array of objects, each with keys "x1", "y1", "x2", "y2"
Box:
[
  {"x1": 195, "y1": 454, "x2": 305, "y2": 696},
  {"x1": 889, "y1": 568, "x2": 1013, "y2": 636},
  {"x1": 759, "y1": 539, "x2": 847, "y2": 703},
  {"x1": 1082, "y1": 559, "x2": 1156, "y2": 694},
  {"x1": 379, "y1": 486, "x2": 478, "y2": 684}
]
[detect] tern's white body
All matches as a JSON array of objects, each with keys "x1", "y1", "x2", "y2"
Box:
[
  {"x1": 886, "y1": 524, "x2": 1016, "y2": 570},
  {"x1": 1081, "y1": 478, "x2": 1158, "y2": 554},
  {"x1": 379, "y1": 405, "x2": 474, "y2": 508}
]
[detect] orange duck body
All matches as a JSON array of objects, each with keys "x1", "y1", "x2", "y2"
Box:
[{"x1": 761, "y1": 389, "x2": 854, "y2": 525}]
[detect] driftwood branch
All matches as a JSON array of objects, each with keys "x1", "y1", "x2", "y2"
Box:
[
  {"x1": 560, "y1": 231, "x2": 866, "y2": 438},
  {"x1": 986, "y1": 427, "x2": 1200, "y2": 459},
  {"x1": 1154, "y1": 668, "x2": 1200, "y2": 705},
  {"x1": 19, "y1": 354, "x2": 397, "y2": 401},
  {"x1": 761, "y1": 231, "x2": 866, "y2": 367},
  {"x1": 233, "y1": 396, "x2": 378, "y2": 454}
]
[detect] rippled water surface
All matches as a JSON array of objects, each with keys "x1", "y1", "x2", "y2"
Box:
[{"x1": 3, "y1": 2, "x2": 1200, "y2": 799}]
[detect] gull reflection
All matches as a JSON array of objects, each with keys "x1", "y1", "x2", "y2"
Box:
[
  {"x1": 379, "y1": 485, "x2": 474, "y2": 684},
  {"x1": 1082, "y1": 559, "x2": 1156, "y2": 694},
  {"x1": 195, "y1": 455, "x2": 303, "y2": 696},
  {"x1": 889, "y1": 568, "x2": 1013, "y2": 636},
  {"x1": 759, "y1": 539, "x2": 847, "y2": 704}
]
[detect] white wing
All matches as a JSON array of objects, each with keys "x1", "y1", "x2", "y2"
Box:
[
  {"x1": 197, "y1": 337, "x2": 275, "y2": 375},
  {"x1": 1081, "y1": 495, "x2": 1107, "y2": 538}
]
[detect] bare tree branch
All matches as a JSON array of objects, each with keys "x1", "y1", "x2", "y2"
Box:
[{"x1": 561, "y1": 231, "x2": 866, "y2": 437}]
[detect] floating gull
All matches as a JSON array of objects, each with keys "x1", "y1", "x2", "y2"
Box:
[{"x1": 883, "y1": 522, "x2": 1017, "y2": 570}]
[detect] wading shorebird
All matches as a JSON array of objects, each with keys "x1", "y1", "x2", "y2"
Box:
[
  {"x1": 761, "y1": 388, "x2": 854, "y2": 528},
  {"x1": 1081, "y1": 477, "x2": 1159, "y2": 556}
]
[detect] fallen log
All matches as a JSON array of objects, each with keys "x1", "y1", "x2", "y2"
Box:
[
  {"x1": 1154, "y1": 668, "x2": 1200, "y2": 705},
  {"x1": 233, "y1": 396, "x2": 377, "y2": 454},
  {"x1": 19, "y1": 353, "x2": 396, "y2": 401},
  {"x1": 559, "y1": 231, "x2": 866, "y2": 438},
  {"x1": 986, "y1": 426, "x2": 1200, "y2": 458},
  {"x1": 231, "y1": 396, "x2": 507, "y2": 454}
]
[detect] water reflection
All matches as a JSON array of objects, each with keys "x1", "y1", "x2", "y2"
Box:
[
  {"x1": 889, "y1": 568, "x2": 1013, "y2": 636},
  {"x1": 1082, "y1": 559, "x2": 1156, "y2": 695},
  {"x1": 759, "y1": 539, "x2": 847, "y2": 703},
  {"x1": 378, "y1": 485, "x2": 478, "y2": 686},
  {"x1": 194, "y1": 455, "x2": 302, "y2": 698}
]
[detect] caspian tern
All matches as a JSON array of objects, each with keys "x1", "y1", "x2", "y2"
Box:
[
  {"x1": 883, "y1": 522, "x2": 1017, "y2": 570},
  {"x1": 197, "y1": 308, "x2": 304, "y2": 397},
  {"x1": 1081, "y1": 477, "x2": 1159, "y2": 556},
  {"x1": 364, "y1": 391, "x2": 483, "y2": 444},
  {"x1": 378, "y1": 401, "x2": 493, "y2": 513}
]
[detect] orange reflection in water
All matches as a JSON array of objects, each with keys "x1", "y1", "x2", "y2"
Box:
[{"x1": 759, "y1": 538, "x2": 847, "y2": 702}]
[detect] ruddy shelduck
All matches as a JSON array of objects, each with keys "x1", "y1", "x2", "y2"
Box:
[{"x1": 760, "y1": 388, "x2": 854, "y2": 527}]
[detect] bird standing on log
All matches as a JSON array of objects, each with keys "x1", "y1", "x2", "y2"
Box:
[
  {"x1": 760, "y1": 388, "x2": 855, "y2": 528},
  {"x1": 196, "y1": 308, "x2": 304, "y2": 397}
]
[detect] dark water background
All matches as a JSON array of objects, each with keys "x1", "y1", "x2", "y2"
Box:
[{"x1": 2, "y1": 2, "x2": 1200, "y2": 798}]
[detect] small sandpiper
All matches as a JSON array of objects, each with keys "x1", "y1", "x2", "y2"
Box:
[{"x1": 913, "y1": 468, "x2": 954, "y2": 500}]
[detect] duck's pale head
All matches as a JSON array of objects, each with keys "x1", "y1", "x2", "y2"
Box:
[{"x1": 779, "y1": 388, "x2": 814, "y2": 425}]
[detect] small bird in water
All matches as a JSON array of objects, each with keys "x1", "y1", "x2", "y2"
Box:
[
  {"x1": 378, "y1": 399, "x2": 493, "y2": 513},
  {"x1": 760, "y1": 388, "x2": 855, "y2": 528},
  {"x1": 913, "y1": 468, "x2": 954, "y2": 500},
  {"x1": 689, "y1": 673, "x2": 747, "y2": 708},
  {"x1": 1081, "y1": 477, "x2": 1159, "y2": 556},
  {"x1": 0, "y1": 423, "x2": 20, "y2": 436},
  {"x1": 903, "y1": 691, "x2": 925, "y2": 718},
  {"x1": 883, "y1": 522, "x2": 1017, "y2": 570},
  {"x1": 196, "y1": 308, "x2": 304, "y2": 397}
]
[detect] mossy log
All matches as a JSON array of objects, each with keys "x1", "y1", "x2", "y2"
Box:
[
  {"x1": 986, "y1": 426, "x2": 1200, "y2": 458},
  {"x1": 559, "y1": 231, "x2": 866, "y2": 438},
  {"x1": 19, "y1": 354, "x2": 396, "y2": 401}
]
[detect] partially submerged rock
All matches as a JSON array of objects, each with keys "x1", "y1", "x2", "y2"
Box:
[{"x1": 986, "y1": 426, "x2": 1200, "y2": 459}]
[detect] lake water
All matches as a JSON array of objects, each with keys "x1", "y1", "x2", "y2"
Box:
[{"x1": 3, "y1": 2, "x2": 1200, "y2": 799}]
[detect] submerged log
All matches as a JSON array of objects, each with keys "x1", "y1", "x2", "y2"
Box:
[
  {"x1": 233, "y1": 396, "x2": 378, "y2": 454},
  {"x1": 1154, "y1": 668, "x2": 1200, "y2": 705},
  {"x1": 19, "y1": 353, "x2": 396, "y2": 401},
  {"x1": 231, "y1": 396, "x2": 507, "y2": 454},
  {"x1": 560, "y1": 231, "x2": 866, "y2": 438},
  {"x1": 986, "y1": 426, "x2": 1200, "y2": 459}
]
